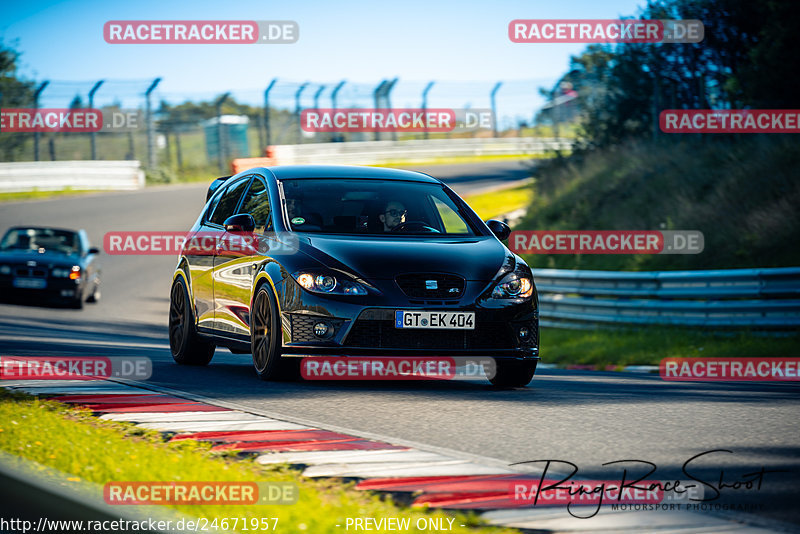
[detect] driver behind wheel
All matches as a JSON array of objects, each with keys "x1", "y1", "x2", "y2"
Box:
[{"x1": 379, "y1": 201, "x2": 407, "y2": 231}]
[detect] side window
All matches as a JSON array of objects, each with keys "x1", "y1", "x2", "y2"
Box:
[
  {"x1": 209, "y1": 178, "x2": 250, "y2": 226},
  {"x1": 432, "y1": 197, "x2": 469, "y2": 234},
  {"x1": 237, "y1": 176, "x2": 271, "y2": 233}
]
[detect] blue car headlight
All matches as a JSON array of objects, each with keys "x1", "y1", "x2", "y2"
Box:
[
  {"x1": 293, "y1": 271, "x2": 369, "y2": 296},
  {"x1": 491, "y1": 272, "x2": 534, "y2": 299}
]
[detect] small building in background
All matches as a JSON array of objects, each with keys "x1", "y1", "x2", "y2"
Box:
[{"x1": 204, "y1": 115, "x2": 250, "y2": 164}]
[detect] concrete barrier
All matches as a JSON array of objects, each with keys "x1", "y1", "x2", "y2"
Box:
[
  {"x1": 267, "y1": 137, "x2": 572, "y2": 165},
  {"x1": 0, "y1": 161, "x2": 145, "y2": 193}
]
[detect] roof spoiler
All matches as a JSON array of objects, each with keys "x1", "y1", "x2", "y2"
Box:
[{"x1": 206, "y1": 175, "x2": 232, "y2": 202}]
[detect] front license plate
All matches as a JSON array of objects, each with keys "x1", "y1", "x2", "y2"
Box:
[
  {"x1": 13, "y1": 277, "x2": 47, "y2": 289},
  {"x1": 395, "y1": 310, "x2": 475, "y2": 330}
]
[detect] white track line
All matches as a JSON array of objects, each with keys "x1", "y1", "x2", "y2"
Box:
[
  {"x1": 137, "y1": 420, "x2": 308, "y2": 432},
  {"x1": 257, "y1": 450, "x2": 449, "y2": 466}
]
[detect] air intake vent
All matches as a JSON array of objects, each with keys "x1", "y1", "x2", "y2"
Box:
[{"x1": 395, "y1": 273, "x2": 465, "y2": 299}]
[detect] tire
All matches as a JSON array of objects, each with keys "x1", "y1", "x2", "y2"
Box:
[
  {"x1": 488, "y1": 359, "x2": 537, "y2": 388},
  {"x1": 169, "y1": 278, "x2": 215, "y2": 365},
  {"x1": 251, "y1": 284, "x2": 296, "y2": 381},
  {"x1": 68, "y1": 295, "x2": 83, "y2": 309}
]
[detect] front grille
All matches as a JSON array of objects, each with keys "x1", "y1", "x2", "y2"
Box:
[
  {"x1": 287, "y1": 314, "x2": 344, "y2": 343},
  {"x1": 344, "y1": 318, "x2": 514, "y2": 350},
  {"x1": 14, "y1": 267, "x2": 47, "y2": 277},
  {"x1": 395, "y1": 273, "x2": 465, "y2": 299}
]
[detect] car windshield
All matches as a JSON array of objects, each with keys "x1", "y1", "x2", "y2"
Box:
[
  {"x1": 0, "y1": 228, "x2": 80, "y2": 255},
  {"x1": 280, "y1": 179, "x2": 478, "y2": 236}
]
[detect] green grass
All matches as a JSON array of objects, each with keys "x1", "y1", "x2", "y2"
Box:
[
  {"x1": 0, "y1": 390, "x2": 514, "y2": 534},
  {"x1": 516, "y1": 137, "x2": 800, "y2": 271},
  {"x1": 375, "y1": 153, "x2": 552, "y2": 167},
  {"x1": 462, "y1": 183, "x2": 534, "y2": 220},
  {"x1": 0, "y1": 188, "x2": 110, "y2": 203},
  {"x1": 541, "y1": 326, "x2": 800, "y2": 367}
]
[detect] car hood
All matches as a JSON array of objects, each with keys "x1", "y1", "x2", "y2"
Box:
[
  {"x1": 296, "y1": 234, "x2": 511, "y2": 281},
  {"x1": 0, "y1": 249, "x2": 81, "y2": 266}
]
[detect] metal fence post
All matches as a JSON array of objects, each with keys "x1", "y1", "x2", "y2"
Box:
[
  {"x1": 215, "y1": 92, "x2": 230, "y2": 171},
  {"x1": 331, "y1": 80, "x2": 346, "y2": 142},
  {"x1": 264, "y1": 78, "x2": 277, "y2": 148},
  {"x1": 33, "y1": 81, "x2": 49, "y2": 161},
  {"x1": 312, "y1": 84, "x2": 325, "y2": 142},
  {"x1": 145, "y1": 78, "x2": 161, "y2": 168},
  {"x1": 490, "y1": 82, "x2": 502, "y2": 138},
  {"x1": 421, "y1": 81, "x2": 434, "y2": 140},
  {"x1": 372, "y1": 80, "x2": 387, "y2": 141},
  {"x1": 295, "y1": 82, "x2": 309, "y2": 144},
  {"x1": 88, "y1": 80, "x2": 104, "y2": 160},
  {"x1": 384, "y1": 78, "x2": 398, "y2": 141}
]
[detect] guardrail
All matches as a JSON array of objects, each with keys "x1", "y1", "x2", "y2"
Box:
[
  {"x1": 0, "y1": 161, "x2": 145, "y2": 193},
  {"x1": 269, "y1": 137, "x2": 573, "y2": 165},
  {"x1": 535, "y1": 267, "x2": 800, "y2": 329}
]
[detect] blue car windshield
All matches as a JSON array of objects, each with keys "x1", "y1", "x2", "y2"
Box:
[
  {"x1": 0, "y1": 228, "x2": 80, "y2": 255},
  {"x1": 280, "y1": 179, "x2": 478, "y2": 236}
]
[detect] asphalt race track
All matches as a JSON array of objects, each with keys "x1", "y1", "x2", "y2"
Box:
[{"x1": 1, "y1": 161, "x2": 798, "y2": 531}]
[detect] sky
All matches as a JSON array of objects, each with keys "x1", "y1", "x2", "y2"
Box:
[{"x1": 2, "y1": 0, "x2": 648, "y2": 125}]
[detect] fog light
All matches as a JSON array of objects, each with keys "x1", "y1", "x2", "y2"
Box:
[
  {"x1": 518, "y1": 327, "x2": 530, "y2": 340},
  {"x1": 313, "y1": 322, "x2": 330, "y2": 338}
]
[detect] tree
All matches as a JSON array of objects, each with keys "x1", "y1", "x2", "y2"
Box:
[
  {"x1": 0, "y1": 41, "x2": 36, "y2": 160},
  {"x1": 554, "y1": 0, "x2": 800, "y2": 149}
]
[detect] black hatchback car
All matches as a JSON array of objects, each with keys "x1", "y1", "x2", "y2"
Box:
[
  {"x1": 0, "y1": 226, "x2": 101, "y2": 308},
  {"x1": 169, "y1": 165, "x2": 539, "y2": 387}
]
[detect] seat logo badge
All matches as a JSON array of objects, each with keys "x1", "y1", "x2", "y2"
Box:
[
  {"x1": 425, "y1": 280, "x2": 438, "y2": 290},
  {"x1": 449, "y1": 287, "x2": 459, "y2": 293}
]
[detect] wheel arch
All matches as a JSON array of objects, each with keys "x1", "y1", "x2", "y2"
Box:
[{"x1": 171, "y1": 260, "x2": 196, "y2": 324}]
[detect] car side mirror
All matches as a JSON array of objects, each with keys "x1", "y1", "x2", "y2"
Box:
[
  {"x1": 486, "y1": 219, "x2": 511, "y2": 241},
  {"x1": 87, "y1": 247, "x2": 100, "y2": 255},
  {"x1": 223, "y1": 213, "x2": 256, "y2": 233}
]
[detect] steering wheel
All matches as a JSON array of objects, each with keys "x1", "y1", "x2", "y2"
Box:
[{"x1": 391, "y1": 221, "x2": 441, "y2": 233}]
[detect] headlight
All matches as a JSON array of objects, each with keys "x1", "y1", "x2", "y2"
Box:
[
  {"x1": 293, "y1": 271, "x2": 368, "y2": 295},
  {"x1": 491, "y1": 272, "x2": 534, "y2": 299},
  {"x1": 0, "y1": 265, "x2": 10, "y2": 275},
  {"x1": 51, "y1": 267, "x2": 69, "y2": 278}
]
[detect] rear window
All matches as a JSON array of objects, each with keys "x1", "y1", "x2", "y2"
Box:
[
  {"x1": 280, "y1": 178, "x2": 478, "y2": 236},
  {"x1": 0, "y1": 228, "x2": 80, "y2": 254}
]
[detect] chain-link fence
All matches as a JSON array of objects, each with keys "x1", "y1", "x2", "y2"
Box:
[{"x1": 1, "y1": 77, "x2": 568, "y2": 174}]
